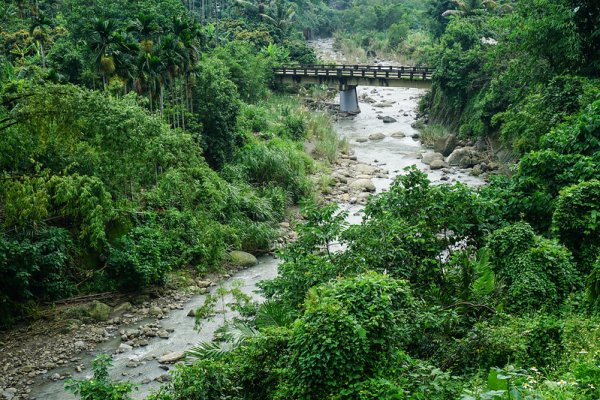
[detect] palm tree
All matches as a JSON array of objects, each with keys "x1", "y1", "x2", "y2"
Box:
[
  {"x1": 129, "y1": 13, "x2": 161, "y2": 54},
  {"x1": 29, "y1": 13, "x2": 52, "y2": 68},
  {"x1": 259, "y1": 0, "x2": 296, "y2": 40},
  {"x1": 89, "y1": 18, "x2": 120, "y2": 88}
]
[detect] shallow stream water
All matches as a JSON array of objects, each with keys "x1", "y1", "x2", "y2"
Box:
[{"x1": 29, "y1": 38, "x2": 482, "y2": 399}]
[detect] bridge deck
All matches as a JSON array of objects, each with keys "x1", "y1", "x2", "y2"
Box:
[{"x1": 274, "y1": 64, "x2": 432, "y2": 81}]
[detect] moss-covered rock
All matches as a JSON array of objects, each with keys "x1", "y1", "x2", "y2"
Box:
[
  {"x1": 230, "y1": 251, "x2": 258, "y2": 267},
  {"x1": 87, "y1": 301, "x2": 112, "y2": 321}
]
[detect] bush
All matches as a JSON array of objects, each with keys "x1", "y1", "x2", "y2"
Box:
[
  {"x1": 552, "y1": 180, "x2": 600, "y2": 272},
  {"x1": 0, "y1": 227, "x2": 75, "y2": 327},
  {"x1": 307, "y1": 272, "x2": 415, "y2": 364},
  {"x1": 225, "y1": 139, "x2": 313, "y2": 203},
  {"x1": 288, "y1": 302, "x2": 369, "y2": 399},
  {"x1": 486, "y1": 222, "x2": 578, "y2": 312},
  {"x1": 65, "y1": 354, "x2": 134, "y2": 400},
  {"x1": 541, "y1": 99, "x2": 600, "y2": 156},
  {"x1": 107, "y1": 223, "x2": 172, "y2": 290},
  {"x1": 149, "y1": 359, "x2": 240, "y2": 400}
]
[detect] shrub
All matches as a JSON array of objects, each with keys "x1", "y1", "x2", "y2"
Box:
[
  {"x1": 65, "y1": 354, "x2": 134, "y2": 400},
  {"x1": 107, "y1": 223, "x2": 172, "y2": 290},
  {"x1": 226, "y1": 139, "x2": 313, "y2": 202},
  {"x1": 0, "y1": 227, "x2": 75, "y2": 327},
  {"x1": 307, "y1": 272, "x2": 416, "y2": 364},
  {"x1": 148, "y1": 359, "x2": 240, "y2": 400},
  {"x1": 228, "y1": 327, "x2": 291, "y2": 400},
  {"x1": 288, "y1": 302, "x2": 369, "y2": 399},
  {"x1": 552, "y1": 180, "x2": 600, "y2": 272},
  {"x1": 486, "y1": 222, "x2": 578, "y2": 312}
]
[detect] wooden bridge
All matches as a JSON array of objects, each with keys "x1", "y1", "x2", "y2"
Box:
[{"x1": 274, "y1": 64, "x2": 432, "y2": 113}]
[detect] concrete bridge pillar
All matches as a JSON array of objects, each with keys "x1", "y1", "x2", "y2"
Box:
[{"x1": 340, "y1": 86, "x2": 360, "y2": 114}]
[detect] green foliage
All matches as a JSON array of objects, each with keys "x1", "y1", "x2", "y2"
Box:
[
  {"x1": 486, "y1": 222, "x2": 578, "y2": 312},
  {"x1": 542, "y1": 99, "x2": 600, "y2": 156},
  {"x1": 552, "y1": 180, "x2": 600, "y2": 271},
  {"x1": 225, "y1": 138, "x2": 313, "y2": 203},
  {"x1": 496, "y1": 76, "x2": 600, "y2": 153},
  {"x1": 287, "y1": 301, "x2": 369, "y2": 398},
  {"x1": 149, "y1": 359, "x2": 240, "y2": 400},
  {"x1": 65, "y1": 354, "x2": 134, "y2": 400},
  {"x1": 0, "y1": 227, "x2": 74, "y2": 326},
  {"x1": 192, "y1": 57, "x2": 242, "y2": 169},
  {"x1": 480, "y1": 150, "x2": 600, "y2": 233}
]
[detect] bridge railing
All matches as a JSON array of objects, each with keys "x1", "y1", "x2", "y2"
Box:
[{"x1": 274, "y1": 64, "x2": 432, "y2": 81}]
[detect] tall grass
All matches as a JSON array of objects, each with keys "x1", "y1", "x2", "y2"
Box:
[
  {"x1": 306, "y1": 112, "x2": 343, "y2": 163},
  {"x1": 420, "y1": 124, "x2": 449, "y2": 147}
]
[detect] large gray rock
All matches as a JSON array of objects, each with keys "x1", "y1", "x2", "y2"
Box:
[
  {"x1": 368, "y1": 132, "x2": 386, "y2": 141},
  {"x1": 355, "y1": 137, "x2": 368, "y2": 143},
  {"x1": 434, "y1": 134, "x2": 458, "y2": 157},
  {"x1": 447, "y1": 147, "x2": 483, "y2": 168},
  {"x1": 149, "y1": 306, "x2": 163, "y2": 317},
  {"x1": 421, "y1": 152, "x2": 444, "y2": 165},
  {"x1": 382, "y1": 116, "x2": 397, "y2": 123},
  {"x1": 111, "y1": 302, "x2": 132, "y2": 318},
  {"x1": 159, "y1": 351, "x2": 185, "y2": 364},
  {"x1": 88, "y1": 301, "x2": 112, "y2": 322},
  {"x1": 430, "y1": 160, "x2": 448, "y2": 170},
  {"x1": 230, "y1": 251, "x2": 258, "y2": 267},
  {"x1": 355, "y1": 164, "x2": 378, "y2": 175},
  {"x1": 349, "y1": 179, "x2": 376, "y2": 192},
  {"x1": 391, "y1": 132, "x2": 406, "y2": 138}
]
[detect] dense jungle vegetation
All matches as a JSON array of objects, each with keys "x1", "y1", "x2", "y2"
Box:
[
  {"x1": 1, "y1": 0, "x2": 600, "y2": 399},
  {"x1": 0, "y1": 0, "x2": 338, "y2": 327}
]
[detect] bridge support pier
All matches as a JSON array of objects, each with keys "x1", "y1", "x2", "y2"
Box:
[{"x1": 340, "y1": 85, "x2": 360, "y2": 114}]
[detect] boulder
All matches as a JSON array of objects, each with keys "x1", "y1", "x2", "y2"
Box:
[
  {"x1": 421, "y1": 152, "x2": 444, "y2": 165},
  {"x1": 159, "y1": 351, "x2": 185, "y2": 364},
  {"x1": 196, "y1": 280, "x2": 211, "y2": 288},
  {"x1": 391, "y1": 132, "x2": 406, "y2": 138},
  {"x1": 434, "y1": 134, "x2": 458, "y2": 157},
  {"x1": 88, "y1": 301, "x2": 112, "y2": 322},
  {"x1": 355, "y1": 164, "x2": 378, "y2": 175},
  {"x1": 111, "y1": 302, "x2": 132, "y2": 318},
  {"x1": 368, "y1": 132, "x2": 386, "y2": 141},
  {"x1": 447, "y1": 147, "x2": 482, "y2": 168},
  {"x1": 149, "y1": 306, "x2": 163, "y2": 317},
  {"x1": 355, "y1": 137, "x2": 368, "y2": 143},
  {"x1": 349, "y1": 179, "x2": 376, "y2": 192},
  {"x1": 382, "y1": 116, "x2": 397, "y2": 123},
  {"x1": 430, "y1": 160, "x2": 448, "y2": 170},
  {"x1": 230, "y1": 251, "x2": 258, "y2": 267}
]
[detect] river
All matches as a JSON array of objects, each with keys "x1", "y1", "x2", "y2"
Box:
[{"x1": 28, "y1": 38, "x2": 482, "y2": 400}]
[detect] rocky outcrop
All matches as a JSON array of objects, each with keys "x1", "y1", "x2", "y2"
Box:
[{"x1": 447, "y1": 147, "x2": 483, "y2": 168}]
